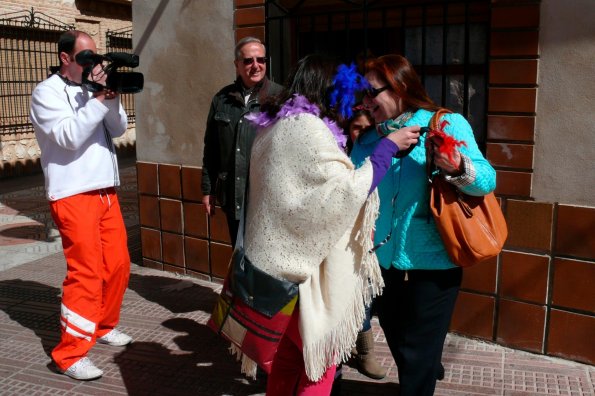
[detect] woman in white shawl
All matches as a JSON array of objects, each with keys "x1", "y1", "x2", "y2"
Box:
[{"x1": 245, "y1": 54, "x2": 421, "y2": 395}]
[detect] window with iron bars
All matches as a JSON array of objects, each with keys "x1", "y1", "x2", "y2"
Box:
[
  {"x1": 266, "y1": 0, "x2": 490, "y2": 147},
  {"x1": 0, "y1": 9, "x2": 72, "y2": 136},
  {"x1": 106, "y1": 26, "x2": 135, "y2": 125}
]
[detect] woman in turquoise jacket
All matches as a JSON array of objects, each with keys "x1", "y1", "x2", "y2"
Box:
[{"x1": 351, "y1": 55, "x2": 496, "y2": 396}]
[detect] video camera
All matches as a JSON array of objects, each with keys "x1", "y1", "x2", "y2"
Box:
[{"x1": 75, "y1": 50, "x2": 144, "y2": 94}]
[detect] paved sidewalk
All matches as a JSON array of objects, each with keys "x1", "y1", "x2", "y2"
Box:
[{"x1": 1, "y1": 162, "x2": 593, "y2": 395}]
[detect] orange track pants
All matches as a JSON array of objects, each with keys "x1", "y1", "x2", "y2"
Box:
[{"x1": 49, "y1": 188, "x2": 130, "y2": 371}]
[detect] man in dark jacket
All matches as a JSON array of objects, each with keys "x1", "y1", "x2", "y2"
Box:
[{"x1": 201, "y1": 37, "x2": 282, "y2": 246}]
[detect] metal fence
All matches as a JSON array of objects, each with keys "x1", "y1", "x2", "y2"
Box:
[
  {"x1": 106, "y1": 26, "x2": 135, "y2": 124},
  {"x1": 265, "y1": 0, "x2": 490, "y2": 145},
  {"x1": 0, "y1": 8, "x2": 73, "y2": 136}
]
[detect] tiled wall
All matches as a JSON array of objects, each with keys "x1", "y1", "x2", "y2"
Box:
[
  {"x1": 137, "y1": 0, "x2": 594, "y2": 366},
  {"x1": 137, "y1": 163, "x2": 233, "y2": 281},
  {"x1": 450, "y1": 0, "x2": 595, "y2": 366}
]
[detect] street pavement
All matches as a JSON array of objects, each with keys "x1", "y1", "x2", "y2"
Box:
[{"x1": 1, "y1": 160, "x2": 593, "y2": 395}]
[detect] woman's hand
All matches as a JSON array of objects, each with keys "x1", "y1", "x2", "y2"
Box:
[
  {"x1": 385, "y1": 125, "x2": 421, "y2": 151},
  {"x1": 433, "y1": 144, "x2": 463, "y2": 175}
]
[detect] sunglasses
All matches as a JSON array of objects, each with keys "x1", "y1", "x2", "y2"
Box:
[
  {"x1": 366, "y1": 85, "x2": 389, "y2": 98},
  {"x1": 242, "y1": 57, "x2": 267, "y2": 66}
]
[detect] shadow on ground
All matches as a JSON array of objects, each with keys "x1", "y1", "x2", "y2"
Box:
[
  {"x1": 0, "y1": 279, "x2": 61, "y2": 356},
  {"x1": 127, "y1": 272, "x2": 218, "y2": 313},
  {"x1": 114, "y1": 317, "x2": 266, "y2": 395}
]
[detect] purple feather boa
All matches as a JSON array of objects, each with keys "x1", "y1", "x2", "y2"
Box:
[{"x1": 246, "y1": 94, "x2": 347, "y2": 150}]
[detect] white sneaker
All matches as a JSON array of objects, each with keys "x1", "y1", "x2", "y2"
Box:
[
  {"x1": 62, "y1": 357, "x2": 103, "y2": 380},
  {"x1": 97, "y1": 328, "x2": 133, "y2": 346}
]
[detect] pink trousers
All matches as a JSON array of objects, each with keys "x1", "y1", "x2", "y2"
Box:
[{"x1": 266, "y1": 308, "x2": 337, "y2": 396}]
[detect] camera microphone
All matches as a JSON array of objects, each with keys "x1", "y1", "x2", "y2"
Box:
[
  {"x1": 75, "y1": 50, "x2": 105, "y2": 67},
  {"x1": 104, "y1": 52, "x2": 139, "y2": 68}
]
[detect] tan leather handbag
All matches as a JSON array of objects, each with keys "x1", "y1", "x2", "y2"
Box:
[{"x1": 426, "y1": 110, "x2": 508, "y2": 267}]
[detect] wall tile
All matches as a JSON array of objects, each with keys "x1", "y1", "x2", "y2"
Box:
[
  {"x1": 139, "y1": 195, "x2": 160, "y2": 228},
  {"x1": 184, "y1": 237, "x2": 210, "y2": 273},
  {"x1": 158, "y1": 164, "x2": 182, "y2": 199},
  {"x1": 235, "y1": 0, "x2": 264, "y2": 7},
  {"x1": 552, "y1": 258, "x2": 595, "y2": 313},
  {"x1": 487, "y1": 115, "x2": 534, "y2": 142},
  {"x1": 210, "y1": 242, "x2": 233, "y2": 279},
  {"x1": 184, "y1": 237, "x2": 209, "y2": 274},
  {"x1": 136, "y1": 162, "x2": 158, "y2": 195},
  {"x1": 450, "y1": 291, "x2": 495, "y2": 340},
  {"x1": 486, "y1": 143, "x2": 533, "y2": 169},
  {"x1": 505, "y1": 200, "x2": 553, "y2": 251},
  {"x1": 184, "y1": 202, "x2": 209, "y2": 239},
  {"x1": 490, "y1": 31, "x2": 539, "y2": 57},
  {"x1": 489, "y1": 59, "x2": 538, "y2": 85},
  {"x1": 160, "y1": 199, "x2": 183, "y2": 234},
  {"x1": 500, "y1": 251, "x2": 548, "y2": 304},
  {"x1": 186, "y1": 270, "x2": 212, "y2": 283},
  {"x1": 235, "y1": 7, "x2": 265, "y2": 26},
  {"x1": 181, "y1": 166, "x2": 202, "y2": 202},
  {"x1": 555, "y1": 205, "x2": 595, "y2": 260},
  {"x1": 235, "y1": 26, "x2": 265, "y2": 43},
  {"x1": 163, "y1": 264, "x2": 186, "y2": 275},
  {"x1": 210, "y1": 210, "x2": 231, "y2": 243},
  {"x1": 495, "y1": 170, "x2": 531, "y2": 197},
  {"x1": 162, "y1": 232, "x2": 184, "y2": 267},
  {"x1": 548, "y1": 309, "x2": 595, "y2": 365},
  {"x1": 497, "y1": 299, "x2": 545, "y2": 353},
  {"x1": 140, "y1": 227, "x2": 161, "y2": 261},
  {"x1": 461, "y1": 256, "x2": 497, "y2": 294},
  {"x1": 142, "y1": 258, "x2": 163, "y2": 271},
  {"x1": 491, "y1": 5, "x2": 539, "y2": 29},
  {"x1": 488, "y1": 88, "x2": 537, "y2": 113}
]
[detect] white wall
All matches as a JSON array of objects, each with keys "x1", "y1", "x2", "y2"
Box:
[
  {"x1": 132, "y1": 0, "x2": 235, "y2": 165},
  {"x1": 534, "y1": 0, "x2": 595, "y2": 206}
]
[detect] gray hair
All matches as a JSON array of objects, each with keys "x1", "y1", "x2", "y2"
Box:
[{"x1": 234, "y1": 37, "x2": 265, "y2": 60}]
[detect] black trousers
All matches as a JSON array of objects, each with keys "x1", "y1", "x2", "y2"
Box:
[{"x1": 376, "y1": 266, "x2": 462, "y2": 396}]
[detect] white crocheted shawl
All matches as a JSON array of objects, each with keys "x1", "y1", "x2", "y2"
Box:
[{"x1": 243, "y1": 112, "x2": 383, "y2": 381}]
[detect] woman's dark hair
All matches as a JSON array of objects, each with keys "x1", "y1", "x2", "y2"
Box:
[
  {"x1": 261, "y1": 54, "x2": 338, "y2": 120},
  {"x1": 365, "y1": 54, "x2": 440, "y2": 112}
]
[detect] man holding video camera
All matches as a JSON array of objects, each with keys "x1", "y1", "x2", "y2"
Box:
[
  {"x1": 29, "y1": 30, "x2": 131, "y2": 381},
  {"x1": 201, "y1": 37, "x2": 282, "y2": 246}
]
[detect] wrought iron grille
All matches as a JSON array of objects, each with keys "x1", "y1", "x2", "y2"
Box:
[
  {"x1": 266, "y1": 0, "x2": 490, "y2": 145},
  {"x1": 0, "y1": 8, "x2": 73, "y2": 136},
  {"x1": 106, "y1": 26, "x2": 135, "y2": 124}
]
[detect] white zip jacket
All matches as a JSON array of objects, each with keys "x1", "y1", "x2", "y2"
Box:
[{"x1": 30, "y1": 74, "x2": 128, "y2": 201}]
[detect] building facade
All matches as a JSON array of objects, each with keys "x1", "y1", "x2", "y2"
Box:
[{"x1": 132, "y1": 0, "x2": 594, "y2": 366}]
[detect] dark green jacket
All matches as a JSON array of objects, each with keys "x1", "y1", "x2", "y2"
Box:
[{"x1": 201, "y1": 77, "x2": 282, "y2": 219}]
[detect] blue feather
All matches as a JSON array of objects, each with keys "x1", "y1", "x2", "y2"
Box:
[{"x1": 329, "y1": 63, "x2": 370, "y2": 119}]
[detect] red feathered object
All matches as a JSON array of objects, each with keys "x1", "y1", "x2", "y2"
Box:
[{"x1": 427, "y1": 119, "x2": 466, "y2": 167}]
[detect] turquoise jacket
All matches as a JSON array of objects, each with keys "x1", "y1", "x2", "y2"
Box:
[{"x1": 351, "y1": 109, "x2": 496, "y2": 270}]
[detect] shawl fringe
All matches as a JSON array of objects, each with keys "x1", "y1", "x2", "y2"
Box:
[
  {"x1": 303, "y1": 190, "x2": 384, "y2": 382},
  {"x1": 355, "y1": 188, "x2": 384, "y2": 304},
  {"x1": 229, "y1": 344, "x2": 258, "y2": 379}
]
